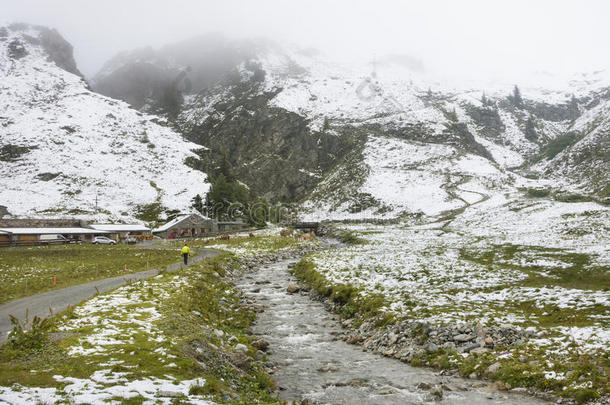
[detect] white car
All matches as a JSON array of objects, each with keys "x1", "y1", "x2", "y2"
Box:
[{"x1": 92, "y1": 236, "x2": 117, "y2": 245}]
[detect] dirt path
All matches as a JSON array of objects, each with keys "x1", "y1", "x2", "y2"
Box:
[
  {"x1": 0, "y1": 247, "x2": 219, "y2": 344},
  {"x1": 425, "y1": 173, "x2": 490, "y2": 231}
]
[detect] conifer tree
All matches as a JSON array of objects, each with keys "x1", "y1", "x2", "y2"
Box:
[
  {"x1": 525, "y1": 116, "x2": 537, "y2": 141},
  {"x1": 510, "y1": 85, "x2": 523, "y2": 108}
]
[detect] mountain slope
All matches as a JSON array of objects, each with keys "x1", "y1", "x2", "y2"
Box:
[
  {"x1": 535, "y1": 93, "x2": 610, "y2": 198},
  {"x1": 0, "y1": 23, "x2": 209, "y2": 221},
  {"x1": 95, "y1": 37, "x2": 609, "y2": 218}
]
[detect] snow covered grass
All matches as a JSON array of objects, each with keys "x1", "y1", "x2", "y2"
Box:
[
  {"x1": 0, "y1": 250, "x2": 278, "y2": 404},
  {"x1": 298, "y1": 197, "x2": 608, "y2": 398},
  {"x1": 0, "y1": 244, "x2": 182, "y2": 304}
]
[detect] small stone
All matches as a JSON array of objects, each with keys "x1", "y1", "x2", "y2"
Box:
[
  {"x1": 230, "y1": 352, "x2": 251, "y2": 371},
  {"x1": 213, "y1": 329, "x2": 224, "y2": 338},
  {"x1": 252, "y1": 338, "x2": 270, "y2": 351},
  {"x1": 417, "y1": 382, "x2": 432, "y2": 390},
  {"x1": 492, "y1": 381, "x2": 507, "y2": 391},
  {"x1": 486, "y1": 362, "x2": 502, "y2": 374},
  {"x1": 348, "y1": 334, "x2": 363, "y2": 344},
  {"x1": 453, "y1": 334, "x2": 473, "y2": 342},
  {"x1": 235, "y1": 343, "x2": 248, "y2": 353},
  {"x1": 468, "y1": 372, "x2": 478, "y2": 379},
  {"x1": 382, "y1": 348, "x2": 395, "y2": 356},
  {"x1": 228, "y1": 336, "x2": 238, "y2": 344},
  {"x1": 484, "y1": 336, "x2": 494, "y2": 346},
  {"x1": 464, "y1": 342, "x2": 480, "y2": 352},
  {"x1": 286, "y1": 284, "x2": 300, "y2": 293},
  {"x1": 469, "y1": 347, "x2": 490, "y2": 355},
  {"x1": 430, "y1": 385, "x2": 443, "y2": 399}
]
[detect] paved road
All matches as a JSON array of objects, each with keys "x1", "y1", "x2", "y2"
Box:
[{"x1": 0, "y1": 248, "x2": 219, "y2": 343}]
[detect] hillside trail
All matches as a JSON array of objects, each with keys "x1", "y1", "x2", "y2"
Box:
[
  {"x1": 0, "y1": 242, "x2": 219, "y2": 344},
  {"x1": 236, "y1": 255, "x2": 548, "y2": 404},
  {"x1": 424, "y1": 173, "x2": 490, "y2": 231}
]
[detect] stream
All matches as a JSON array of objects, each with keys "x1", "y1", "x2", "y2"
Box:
[{"x1": 235, "y1": 255, "x2": 549, "y2": 405}]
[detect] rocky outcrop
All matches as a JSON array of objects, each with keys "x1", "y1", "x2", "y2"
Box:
[
  {"x1": 6, "y1": 23, "x2": 84, "y2": 78},
  {"x1": 177, "y1": 68, "x2": 366, "y2": 202}
]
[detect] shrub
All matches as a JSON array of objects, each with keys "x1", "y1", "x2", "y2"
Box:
[
  {"x1": 555, "y1": 193, "x2": 591, "y2": 203},
  {"x1": 544, "y1": 131, "x2": 580, "y2": 160},
  {"x1": 7, "y1": 314, "x2": 52, "y2": 353},
  {"x1": 527, "y1": 188, "x2": 550, "y2": 198}
]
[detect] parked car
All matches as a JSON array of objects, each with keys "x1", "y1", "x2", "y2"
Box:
[{"x1": 92, "y1": 236, "x2": 116, "y2": 245}]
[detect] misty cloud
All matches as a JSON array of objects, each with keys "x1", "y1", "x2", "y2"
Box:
[{"x1": 3, "y1": 0, "x2": 609, "y2": 82}]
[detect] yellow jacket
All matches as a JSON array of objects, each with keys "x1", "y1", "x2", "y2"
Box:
[{"x1": 181, "y1": 246, "x2": 191, "y2": 255}]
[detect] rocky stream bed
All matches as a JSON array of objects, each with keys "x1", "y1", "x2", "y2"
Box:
[{"x1": 232, "y1": 244, "x2": 563, "y2": 404}]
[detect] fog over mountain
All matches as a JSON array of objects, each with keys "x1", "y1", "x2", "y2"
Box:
[{"x1": 3, "y1": 0, "x2": 610, "y2": 84}]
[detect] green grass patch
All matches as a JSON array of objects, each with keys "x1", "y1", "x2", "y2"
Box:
[
  {"x1": 166, "y1": 234, "x2": 305, "y2": 253},
  {"x1": 292, "y1": 257, "x2": 392, "y2": 326},
  {"x1": 459, "y1": 244, "x2": 609, "y2": 291},
  {"x1": 0, "y1": 244, "x2": 185, "y2": 304},
  {"x1": 526, "y1": 188, "x2": 551, "y2": 198},
  {"x1": 331, "y1": 228, "x2": 368, "y2": 245},
  {"x1": 0, "y1": 252, "x2": 279, "y2": 403}
]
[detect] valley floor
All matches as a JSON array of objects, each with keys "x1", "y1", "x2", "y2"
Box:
[
  {"x1": 298, "y1": 194, "x2": 609, "y2": 401},
  {"x1": 0, "y1": 201, "x2": 607, "y2": 403}
]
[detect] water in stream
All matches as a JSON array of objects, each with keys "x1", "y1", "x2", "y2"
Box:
[{"x1": 236, "y1": 257, "x2": 549, "y2": 405}]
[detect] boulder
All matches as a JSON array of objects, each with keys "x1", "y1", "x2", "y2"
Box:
[
  {"x1": 252, "y1": 338, "x2": 270, "y2": 351},
  {"x1": 286, "y1": 284, "x2": 300, "y2": 293},
  {"x1": 453, "y1": 333, "x2": 473, "y2": 342},
  {"x1": 235, "y1": 343, "x2": 248, "y2": 353},
  {"x1": 486, "y1": 362, "x2": 502, "y2": 374}
]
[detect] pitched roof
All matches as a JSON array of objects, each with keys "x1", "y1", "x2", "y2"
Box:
[
  {"x1": 0, "y1": 227, "x2": 108, "y2": 235},
  {"x1": 152, "y1": 213, "x2": 211, "y2": 233},
  {"x1": 90, "y1": 224, "x2": 150, "y2": 232}
]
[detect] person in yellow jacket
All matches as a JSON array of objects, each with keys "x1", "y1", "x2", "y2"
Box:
[{"x1": 181, "y1": 243, "x2": 191, "y2": 265}]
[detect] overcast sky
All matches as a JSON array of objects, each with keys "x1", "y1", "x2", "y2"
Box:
[{"x1": 3, "y1": 0, "x2": 609, "y2": 81}]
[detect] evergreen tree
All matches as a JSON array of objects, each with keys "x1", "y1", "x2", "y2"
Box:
[
  {"x1": 205, "y1": 174, "x2": 251, "y2": 220},
  {"x1": 191, "y1": 194, "x2": 204, "y2": 214},
  {"x1": 323, "y1": 117, "x2": 331, "y2": 131},
  {"x1": 481, "y1": 93, "x2": 488, "y2": 106},
  {"x1": 217, "y1": 152, "x2": 235, "y2": 182},
  {"x1": 568, "y1": 95, "x2": 579, "y2": 120},
  {"x1": 509, "y1": 85, "x2": 524, "y2": 108},
  {"x1": 524, "y1": 116, "x2": 537, "y2": 141}
]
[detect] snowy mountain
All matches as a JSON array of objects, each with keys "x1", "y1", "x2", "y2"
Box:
[
  {"x1": 96, "y1": 36, "x2": 610, "y2": 219},
  {"x1": 0, "y1": 23, "x2": 209, "y2": 222}
]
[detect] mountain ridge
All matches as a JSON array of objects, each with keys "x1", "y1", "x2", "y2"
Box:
[{"x1": 0, "y1": 23, "x2": 209, "y2": 222}]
